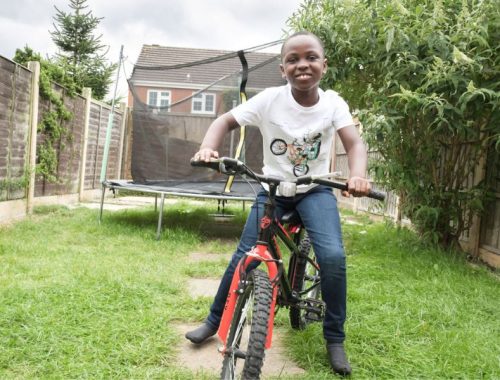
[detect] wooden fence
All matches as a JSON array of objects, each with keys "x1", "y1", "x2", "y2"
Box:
[{"x1": 0, "y1": 56, "x2": 126, "y2": 221}]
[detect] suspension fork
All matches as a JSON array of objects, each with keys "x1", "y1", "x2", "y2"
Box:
[
  {"x1": 218, "y1": 183, "x2": 280, "y2": 352},
  {"x1": 218, "y1": 245, "x2": 279, "y2": 352}
]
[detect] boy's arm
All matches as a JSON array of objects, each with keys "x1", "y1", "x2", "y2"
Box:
[
  {"x1": 194, "y1": 112, "x2": 241, "y2": 162},
  {"x1": 337, "y1": 125, "x2": 371, "y2": 197}
]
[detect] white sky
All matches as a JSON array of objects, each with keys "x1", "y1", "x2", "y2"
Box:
[{"x1": 0, "y1": 0, "x2": 304, "y2": 99}]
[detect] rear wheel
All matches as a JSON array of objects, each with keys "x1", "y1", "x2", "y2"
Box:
[
  {"x1": 289, "y1": 235, "x2": 322, "y2": 330},
  {"x1": 220, "y1": 269, "x2": 272, "y2": 380}
]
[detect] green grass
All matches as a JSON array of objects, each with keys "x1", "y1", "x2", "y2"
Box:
[{"x1": 0, "y1": 203, "x2": 498, "y2": 379}]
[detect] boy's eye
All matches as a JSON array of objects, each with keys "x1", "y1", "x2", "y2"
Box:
[
  {"x1": 286, "y1": 57, "x2": 297, "y2": 63},
  {"x1": 308, "y1": 55, "x2": 319, "y2": 61}
]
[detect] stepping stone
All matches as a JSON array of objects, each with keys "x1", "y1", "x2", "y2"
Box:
[
  {"x1": 188, "y1": 252, "x2": 231, "y2": 263},
  {"x1": 175, "y1": 323, "x2": 305, "y2": 378},
  {"x1": 187, "y1": 278, "x2": 221, "y2": 298}
]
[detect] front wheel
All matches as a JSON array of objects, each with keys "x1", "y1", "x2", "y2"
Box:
[{"x1": 220, "y1": 269, "x2": 273, "y2": 380}]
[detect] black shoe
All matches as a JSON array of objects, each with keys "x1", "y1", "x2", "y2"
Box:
[
  {"x1": 326, "y1": 343, "x2": 352, "y2": 376},
  {"x1": 185, "y1": 322, "x2": 218, "y2": 344}
]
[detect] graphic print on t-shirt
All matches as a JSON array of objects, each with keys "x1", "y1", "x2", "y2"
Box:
[{"x1": 270, "y1": 132, "x2": 322, "y2": 176}]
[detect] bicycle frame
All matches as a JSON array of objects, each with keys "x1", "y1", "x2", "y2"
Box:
[{"x1": 217, "y1": 181, "x2": 320, "y2": 353}]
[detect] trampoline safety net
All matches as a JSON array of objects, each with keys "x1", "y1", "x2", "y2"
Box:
[{"x1": 127, "y1": 42, "x2": 286, "y2": 197}]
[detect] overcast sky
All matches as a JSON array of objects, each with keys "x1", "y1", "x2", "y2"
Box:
[{"x1": 0, "y1": 0, "x2": 304, "y2": 99}]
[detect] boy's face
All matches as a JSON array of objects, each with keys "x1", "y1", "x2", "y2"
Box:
[{"x1": 280, "y1": 35, "x2": 327, "y2": 93}]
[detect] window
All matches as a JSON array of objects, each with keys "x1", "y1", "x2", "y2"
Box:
[
  {"x1": 191, "y1": 92, "x2": 215, "y2": 114},
  {"x1": 147, "y1": 90, "x2": 171, "y2": 109}
]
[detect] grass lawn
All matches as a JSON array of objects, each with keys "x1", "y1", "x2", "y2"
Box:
[{"x1": 0, "y1": 201, "x2": 498, "y2": 379}]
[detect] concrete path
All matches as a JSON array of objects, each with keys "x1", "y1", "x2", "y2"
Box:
[{"x1": 175, "y1": 323, "x2": 305, "y2": 378}]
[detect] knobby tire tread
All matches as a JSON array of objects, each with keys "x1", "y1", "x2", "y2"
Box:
[{"x1": 220, "y1": 269, "x2": 272, "y2": 380}]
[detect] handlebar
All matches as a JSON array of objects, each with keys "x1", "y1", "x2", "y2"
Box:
[{"x1": 191, "y1": 157, "x2": 386, "y2": 201}]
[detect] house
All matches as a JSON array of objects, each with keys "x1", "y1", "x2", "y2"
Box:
[{"x1": 128, "y1": 44, "x2": 286, "y2": 115}]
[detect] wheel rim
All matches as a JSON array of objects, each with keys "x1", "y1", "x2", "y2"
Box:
[{"x1": 226, "y1": 290, "x2": 254, "y2": 378}]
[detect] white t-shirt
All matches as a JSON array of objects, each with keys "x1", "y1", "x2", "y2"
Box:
[{"x1": 231, "y1": 84, "x2": 353, "y2": 193}]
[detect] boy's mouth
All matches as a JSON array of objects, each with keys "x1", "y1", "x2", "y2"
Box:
[{"x1": 296, "y1": 74, "x2": 312, "y2": 80}]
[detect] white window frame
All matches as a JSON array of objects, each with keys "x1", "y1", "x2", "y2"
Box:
[
  {"x1": 191, "y1": 92, "x2": 216, "y2": 115},
  {"x1": 147, "y1": 89, "x2": 171, "y2": 109}
]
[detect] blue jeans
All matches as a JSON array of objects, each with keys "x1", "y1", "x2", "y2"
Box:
[{"x1": 206, "y1": 185, "x2": 347, "y2": 343}]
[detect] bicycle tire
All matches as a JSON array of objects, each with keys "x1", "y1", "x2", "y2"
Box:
[
  {"x1": 220, "y1": 269, "x2": 273, "y2": 380},
  {"x1": 289, "y1": 235, "x2": 322, "y2": 330}
]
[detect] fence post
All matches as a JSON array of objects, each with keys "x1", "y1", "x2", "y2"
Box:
[
  {"x1": 79, "y1": 87, "x2": 92, "y2": 201},
  {"x1": 116, "y1": 102, "x2": 127, "y2": 179},
  {"x1": 26, "y1": 61, "x2": 40, "y2": 214},
  {"x1": 467, "y1": 136, "x2": 488, "y2": 258}
]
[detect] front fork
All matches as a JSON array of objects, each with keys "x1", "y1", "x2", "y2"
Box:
[{"x1": 217, "y1": 244, "x2": 279, "y2": 353}]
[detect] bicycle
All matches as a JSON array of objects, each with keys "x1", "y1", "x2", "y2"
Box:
[{"x1": 191, "y1": 157, "x2": 385, "y2": 379}]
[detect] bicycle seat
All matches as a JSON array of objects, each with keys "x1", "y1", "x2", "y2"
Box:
[{"x1": 280, "y1": 210, "x2": 303, "y2": 226}]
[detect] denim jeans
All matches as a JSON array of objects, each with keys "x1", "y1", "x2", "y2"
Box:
[{"x1": 205, "y1": 185, "x2": 347, "y2": 343}]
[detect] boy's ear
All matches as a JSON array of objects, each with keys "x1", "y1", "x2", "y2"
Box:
[
  {"x1": 322, "y1": 58, "x2": 328, "y2": 75},
  {"x1": 280, "y1": 63, "x2": 286, "y2": 79}
]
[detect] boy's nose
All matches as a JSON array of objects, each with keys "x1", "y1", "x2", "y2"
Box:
[{"x1": 297, "y1": 60, "x2": 308, "y2": 69}]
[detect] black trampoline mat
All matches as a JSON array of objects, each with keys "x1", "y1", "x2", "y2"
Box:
[{"x1": 105, "y1": 179, "x2": 260, "y2": 200}]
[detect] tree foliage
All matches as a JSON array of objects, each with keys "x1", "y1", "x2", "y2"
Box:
[
  {"x1": 50, "y1": 0, "x2": 116, "y2": 100},
  {"x1": 288, "y1": 0, "x2": 500, "y2": 248}
]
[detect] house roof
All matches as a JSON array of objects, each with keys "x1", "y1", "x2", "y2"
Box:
[{"x1": 130, "y1": 44, "x2": 286, "y2": 90}]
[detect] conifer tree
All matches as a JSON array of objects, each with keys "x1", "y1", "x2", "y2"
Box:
[{"x1": 50, "y1": 0, "x2": 116, "y2": 100}]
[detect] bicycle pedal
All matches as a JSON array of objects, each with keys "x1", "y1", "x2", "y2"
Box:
[{"x1": 303, "y1": 298, "x2": 325, "y2": 322}]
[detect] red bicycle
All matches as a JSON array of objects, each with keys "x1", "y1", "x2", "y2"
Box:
[{"x1": 191, "y1": 157, "x2": 384, "y2": 379}]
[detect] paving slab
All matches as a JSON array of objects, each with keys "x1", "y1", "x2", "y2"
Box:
[
  {"x1": 176, "y1": 323, "x2": 305, "y2": 378},
  {"x1": 187, "y1": 278, "x2": 221, "y2": 298},
  {"x1": 188, "y1": 252, "x2": 231, "y2": 264}
]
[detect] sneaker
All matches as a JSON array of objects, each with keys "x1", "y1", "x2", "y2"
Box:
[
  {"x1": 185, "y1": 322, "x2": 218, "y2": 344},
  {"x1": 326, "y1": 343, "x2": 352, "y2": 376}
]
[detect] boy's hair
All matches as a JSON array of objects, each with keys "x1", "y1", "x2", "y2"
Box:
[{"x1": 280, "y1": 30, "x2": 325, "y2": 58}]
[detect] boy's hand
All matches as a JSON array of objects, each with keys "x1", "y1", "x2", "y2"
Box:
[
  {"x1": 193, "y1": 148, "x2": 219, "y2": 162},
  {"x1": 342, "y1": 176, "x2": 371, "y2": 197}
]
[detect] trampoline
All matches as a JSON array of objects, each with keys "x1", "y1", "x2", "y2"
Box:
[{"x1": 99, "y1": 41, "x2": 285, "y2": 238}]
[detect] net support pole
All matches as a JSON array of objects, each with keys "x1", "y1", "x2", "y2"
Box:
[
  {"x1": 100, "y1": 45, "x2": 124, "y2": 184},
  {"x1": 224, "y1": 50, "x2": 248, "y2": 193}
]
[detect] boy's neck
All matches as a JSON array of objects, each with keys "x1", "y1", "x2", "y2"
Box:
[{"x1": 291, "y1": 87, "x2": 320, "y2": 107}]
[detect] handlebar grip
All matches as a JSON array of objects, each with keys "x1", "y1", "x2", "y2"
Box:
[
  {"x1": 314, "y1": 179, "x2": 386, "y2": 201},
  {"x1": 368, "y1": 189, "x2": 386, "y2": 201},
  {"x1": 190, "y1": 158, "x2": 221, "y2": 171}
]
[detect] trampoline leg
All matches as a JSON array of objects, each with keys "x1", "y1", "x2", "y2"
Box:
[
  {"x1": 156, "y1": 193, "x2": 165, "y2": 240},
  {"x1": 154, "y1": 194, "x2": 158, "y2": 212},
  {"x1": 99, "y1": 184, "x2": 106, "y2": 224}
]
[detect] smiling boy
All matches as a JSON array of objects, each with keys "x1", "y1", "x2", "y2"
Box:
[{"x1": 187, "y1": 31, "x2": 371, "y2": 376}]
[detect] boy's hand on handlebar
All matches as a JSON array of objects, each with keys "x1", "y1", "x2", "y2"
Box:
[
  {"x1": 342, "y1": 176, "x2": 371, "y2": 198},
  {"x1": 193, "y1": 148, "x2": 219, "y2": 162}
]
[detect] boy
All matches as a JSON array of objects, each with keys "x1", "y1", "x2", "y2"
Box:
[{"x1": 187, "y1": 31, "x2": 371, "y2": 376}]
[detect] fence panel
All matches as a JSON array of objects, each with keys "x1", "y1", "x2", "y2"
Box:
[
  {"x1": 34, "y1": 85, "x2": 86, "y2": 197},
  {"x1": 0, "y1": 58, "x2": 32, "y2": 201}
]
